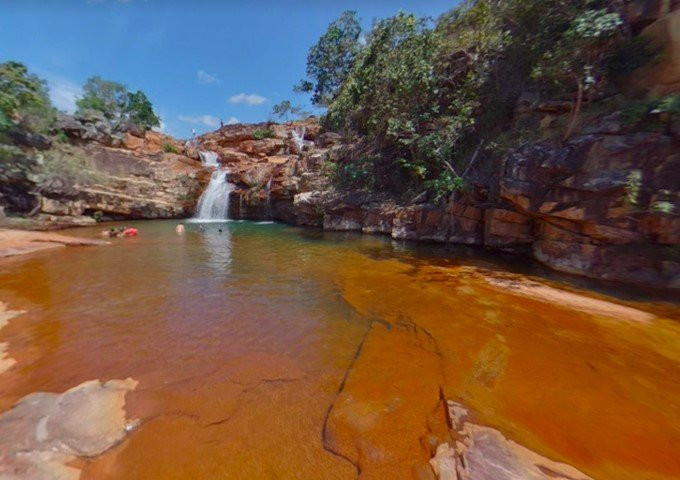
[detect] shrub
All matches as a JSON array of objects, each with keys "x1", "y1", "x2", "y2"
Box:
[
  {"x1": 651, "y1": 201, "x2": 674, "y2": 214},
  {"x1": 252, "y1": 128, "x2": 275, "y2": 140},
  {"x1": 162, "y1": 142, "x2": 178, "y2": 153},
  {"x1": 55, "y1": 131, "x2": 69, "y2": 144}
]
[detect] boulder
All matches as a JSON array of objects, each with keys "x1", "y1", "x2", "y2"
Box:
[
  {"x1": 316, "y1": 132, "x2": 342, "y2": 148},
  {"x1": 8, "y1": 128, "x2": 52, "y2": 150},
  {"x1": 627, "y1": 8, "x2": 680, "y2": 95}
]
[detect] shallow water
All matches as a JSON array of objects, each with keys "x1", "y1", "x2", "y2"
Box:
[{"x1": 0, "y1": 220, "x2": 678, "y2": 479}]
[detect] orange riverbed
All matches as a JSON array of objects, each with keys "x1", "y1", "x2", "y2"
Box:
[{"x1": 0, "y1": 220, "x2": 677, "y2": 479}]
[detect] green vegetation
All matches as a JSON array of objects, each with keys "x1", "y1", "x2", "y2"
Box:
[
  {"x1": 298, "y1": 1, "x2": 660, "y2": 201},
  {"x1": 55, "y1": 131, "x2": 69, "y2": 144},
  {"x1": 272, "y1": 100, "x2": 309, "y2": 121},
  {"x1": 0, "y1": 61, "x2": 55, "y2": 134},
  {"x1": 126, "y1": 90, "x2": 161, "y2": 128},
  {"x1": 621, "y1": 94, "x2": 680, "y2": 125},
  {"x1": 36, "y1": 144, "x2": 105, "y2": 185},
  {"x1": 651, "y1": 201, "x2": 674, "y2": 214},
  {"x1": 295, "y1": 10, "x2": 362, "y2": 107},
  {"x1": 76, "y1": 76, "x2": 160, "y2": 129},
  {"x1": 625, "y1": 170, "x2": 642, "y2": 206},
  {"x1": 162, "y1": 142, "x2": 178, "y2": 153},
  {"x1": 252, "y1": 127, "x2": 275, "y2": 140}
]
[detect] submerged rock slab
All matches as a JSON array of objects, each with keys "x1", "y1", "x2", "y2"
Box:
[
  {"x1": 434, "y1": 401, "x2": 594, "y2": 480},
  {"x1": 0, "y1": 378, "x2": 138, "y2": 480},
  {"x1": 0, "y1": 302, "x2": 23, "y2": 375},
  {"x1": 0, "y1": 229, "x2": 107, "y2": 259}
]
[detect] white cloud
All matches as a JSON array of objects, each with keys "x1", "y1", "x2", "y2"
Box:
[
  {"x1": 197, "y1": 70, "x2": 220, "y2": 84},
  {"x1": 40, "y1": 72, "x2": 82, "y2": 113},
  {"x1": 225, "y1": 117, "x2": 239, "y2": 125},
  {"x1": 228, "y1": 93, "x2": 266, "y2": 106},
  {"x1": 177, "y1": 114, "x2": 220, "y2": 128}
]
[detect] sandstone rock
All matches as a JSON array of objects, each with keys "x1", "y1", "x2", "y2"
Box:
[
  {"x1": 8, "y1": 128, "x2": 52, "y2": 150},
  {"x1": 316, "y1": 132, "x2": 342, "y2": 148},
  {"x1": 122, "y1": 132, "x2": 146, "y2": 151},
  {"x1": 117, "y1": 120, "x2": 146, "y2": 137},
  {"x1": 429, "y1": 443, "x2": 458, "y2": 480},
  {"x1": 484, "y1": 208, "x2": 533, "y2": 248},
  {"x1": 239, "y1": 138, "x2": 286, "y2": 156},
  {"x1": 627, "y1": 8, "x2": 680, "y2": 95},
  {"x1": 219, "y1": 149, "x2": 251, "y2": 164},
  {"x1": 0, "y1": 378, "x2": 138, "y2": 480},
  {"x1": 439, "y1": 401, "x2": 594, "y2": 480}
]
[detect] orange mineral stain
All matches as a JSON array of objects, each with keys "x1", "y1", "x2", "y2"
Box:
[{"x1": 0, "y1": 220, "x2": 677, "y2": 479}]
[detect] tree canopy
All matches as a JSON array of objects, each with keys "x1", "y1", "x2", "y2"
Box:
[
  {"x1": 76, "y1": 76, "x2": 160, "y2": 129},
  {"x1": 298, "y1": 0, "x2": 652, "y2": 201},
  {"x1": 295, "y1": 10, "x2": 362, "y2": 107},
  {"x1": 0, "y1": 61, "x2": 55, "y2": 133}
]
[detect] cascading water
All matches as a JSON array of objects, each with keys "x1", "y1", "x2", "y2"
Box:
[
  {"x1": 291, "y1": 126, "x2": 306, "y2": 152},
  {"x1": 199, "y1": 151, "x2": 219, "y2": 167},
  {"x1": 194, "y1": 169, "x2": 233, "y2": 220},
  {"x1": 265, "y1": 175, "x2": 273, "y2": 219}
]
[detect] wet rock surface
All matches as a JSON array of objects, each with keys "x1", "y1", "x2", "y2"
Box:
[
  {"x1": 435, "y1": 401, "x2": 594, "y2": 480},
  {"x1": 0, "y1": 378, "x2": 138, "y2": 480}
]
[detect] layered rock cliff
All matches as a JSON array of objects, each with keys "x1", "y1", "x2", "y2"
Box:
[
  {"x1": 195, "y1": 110, "x2": 679, "y2": 290},
  {"x1": 0, "y1": 112, "x2": 209, "y2": 228}
]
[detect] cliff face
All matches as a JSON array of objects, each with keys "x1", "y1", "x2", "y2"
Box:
[
  {"x1": 0, "y1": 112, "x2": 210, "y2": 228},
  {"x1": 196, "y1": 115, "x2": 678, "y2": 290}
]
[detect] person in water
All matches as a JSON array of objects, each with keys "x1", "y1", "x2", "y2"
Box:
[
  {"x1": 101, "y1": 226, "x2": 138, "y2": 238},
  {"x1": 175, "y1": 224, "x2": 185, "y2": 234}
]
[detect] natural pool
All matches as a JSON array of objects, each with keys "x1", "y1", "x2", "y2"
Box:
[{"x1": 0, "y1": 220, "x2": 678, "y2": 479}]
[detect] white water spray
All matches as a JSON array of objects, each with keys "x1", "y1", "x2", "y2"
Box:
[
  {"x1": 199, "y1": 151, "x2": 219, "y2": 167},
  {"x1": 194, "y1": 170, "x2": 233, "y2": 220},
  {"x1": 291, "y1": 126, "x2": 306, "y2": 152}
]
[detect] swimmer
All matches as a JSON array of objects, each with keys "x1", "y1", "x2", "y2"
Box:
[{"x1": 175, "y1": 224, "x2": 185, "y2": 234}]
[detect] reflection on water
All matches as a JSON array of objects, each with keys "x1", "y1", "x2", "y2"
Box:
[
  {"x1": 0, "y1": 220, "x2": 677, "y2": 480},
  {"x1": 196, "y1": 222, "x2": 233, "y2": 274}
]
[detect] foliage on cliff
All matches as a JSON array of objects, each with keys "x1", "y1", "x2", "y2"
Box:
[
  {"x1": 0, "y1": 61, "x2": 55, "y2": 135},
  {"x1": 76, "y1": 76, "x2": 160, "y2": 129},
  {"x1": 303, "y1": 1, "x2": 659, "y2": 200}
]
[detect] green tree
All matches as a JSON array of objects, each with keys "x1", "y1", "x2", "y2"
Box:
[
  {"x1": 272, "y1": 100, "x2": 292, "y2": 120},
  {"x1": 272, "y1": 100, "x2": 308, "y2": 121},
  {"x1": 76, "y1": 76, "x2": 128, "y2": 119},
  {"x1": 76, "y1": 76, "x2": 160, "y2": 129},
  {"x1": 296, "y1": 10, "x2": 362, "y2": 107},
  {"x1": 0, "y1": 61, "x2": 55, "y2": 133},
  {"x1": 126, "y1": 90, "x2": 160, "y2": 128}
]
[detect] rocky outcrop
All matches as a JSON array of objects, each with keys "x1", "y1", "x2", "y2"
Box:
[
  {"x1": 1, "y1": 114, "x2": 210, "y2": 228},
  {"x1": 197, "y1": 112, "x2": 678, "y2": 289},
  {"x1": 0, "y1": 228, "x2": 107, "y2": 259},
  {"x1": 0, "y1": 378, "x2": 139, "y2": 479},
  {"x1": 499, "y1": 126, "x2": 680, "y2": 287},
  {"x1": 429, "y1": 401, "x2": 594, "y2": 480}
]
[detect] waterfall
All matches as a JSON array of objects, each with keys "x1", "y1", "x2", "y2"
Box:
[
  {"x1": 199, "y1": 151, "x2": 219, "y2": 167},
  {"x1": 265, "y1": 175, "x2": 273, "y2": 219},
  {"x1": 194, "y1": 170, "x2": 233, "y2": 220},
  {"x1": 291, "y1": 126, "x2": 306, "y2": 152}
]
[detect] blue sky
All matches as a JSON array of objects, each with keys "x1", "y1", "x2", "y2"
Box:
[{"x1": 1, "y1": 0, "x2": 457, "y2": 138}]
